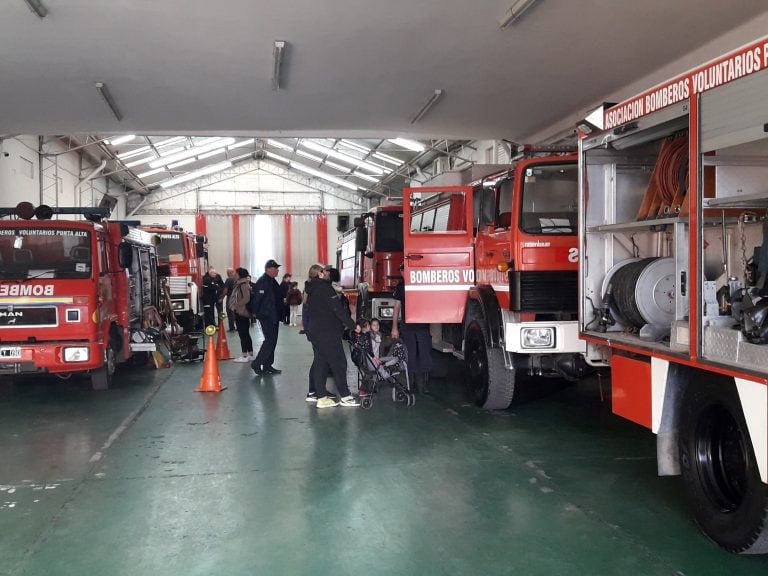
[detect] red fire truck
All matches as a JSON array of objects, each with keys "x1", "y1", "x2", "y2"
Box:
[
  {"x1": 338, "y1": 205, "x2": 403, "y2": 321},
  {"x1": 578, "y1": 37, "x2": 768, "y2": 552},
  {"x1": 402, "y1": 151, "x2": 587, "y2": 410},
  {"x1": 0, "y1": 203, "x2": 162, "y2": 390},
  {"x1": 139, "y1": 224, "x2": 206, "y2": 332}
]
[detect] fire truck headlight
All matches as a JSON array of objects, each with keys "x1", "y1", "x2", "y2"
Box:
[
  {"x1": 521, "y1": 327, "x2": 555, "y2": 349},
  {"x1": 379, "y1": 307, "x2": 394, "y2": 318},
  {"x1": 63, "y1": 347, "x2": 90, "y2": 363}
]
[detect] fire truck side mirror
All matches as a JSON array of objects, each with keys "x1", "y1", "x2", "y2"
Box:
[
  {"x1": 118, "y1": 243, "x2": 133, "y2": 269},
  {"x1": 355, "y1": 226, "x2": 367, "y2": 253},
  {"x1": 195, "y1": 235, "x2": 207, "y2": 258}
]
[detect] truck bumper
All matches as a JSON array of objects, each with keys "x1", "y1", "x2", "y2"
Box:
[{"x1": 0, "y1": 342, "x2": 103, "y2": 375}]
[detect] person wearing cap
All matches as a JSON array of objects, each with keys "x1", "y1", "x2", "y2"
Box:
[{"x1": 249, "y1": 259, "x2": 285, "y2": 375}]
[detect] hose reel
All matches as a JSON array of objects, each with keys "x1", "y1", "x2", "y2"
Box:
[{"x1": 601, "y1": 257, "x2": 684, "y2": 340}]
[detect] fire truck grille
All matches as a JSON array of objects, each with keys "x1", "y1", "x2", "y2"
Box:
[
  {"x1": 168, "y1": 276, "x2": 191, "y2": 295},
  {"x1": 0, "y1": 306, "x2": 57, "y2": 327},
  {"x1": 510, "y1": 271, "x2": 578, "y2": 312}
]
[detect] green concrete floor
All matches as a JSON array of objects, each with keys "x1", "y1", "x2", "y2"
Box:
[{"x1": 1, "y1": 324, "x2": 767, "y2": 576}]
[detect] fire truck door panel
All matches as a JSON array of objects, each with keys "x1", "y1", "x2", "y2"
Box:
[{"x1": 403, "y1": 186, "x2": 474, "y2": 324}]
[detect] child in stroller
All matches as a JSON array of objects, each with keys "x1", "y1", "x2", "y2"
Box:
[{"x1": 349, "y1": 319, "x2": 415, "y2": 409}]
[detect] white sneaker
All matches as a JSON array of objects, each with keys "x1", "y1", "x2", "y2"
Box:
[
  {"x1": 233, "y1": 356, "x2": 250, "y2": 363},
  {"x1": 339, "y1": 395, "x2": 361, "y2": 407}
]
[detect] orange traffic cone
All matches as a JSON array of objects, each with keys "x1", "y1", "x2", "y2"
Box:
[
  {"x1": 196, "y1": 327, "x2": 227, "y2": 393},
  {"x1": 216, "y1": 315, "x2": 233, "y2": 360}
]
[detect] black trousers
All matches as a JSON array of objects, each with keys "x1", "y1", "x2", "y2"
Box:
[
  {"x1": 235, "y1": 314, "x2": 253, "y2": 355},
  {"x1": 251, "y1": 320, "x2": 278, "y2": 370},
  {"x1": 310, "y1": 336, "x2": 351, "y2": 398},
  {"x1": 203, "y1": 301, "x2": 224, "y2": 329},
  {"x1": 402, "y1": 327, "x2": 433, "y2": 373}
]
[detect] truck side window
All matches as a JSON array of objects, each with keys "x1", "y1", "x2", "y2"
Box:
[{"x1": 495, "y1": 179, "x2": 514, "y2": 229}]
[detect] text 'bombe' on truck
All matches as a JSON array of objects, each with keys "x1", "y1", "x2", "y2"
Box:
[
  {"x1": 0, "y1": 202, "x2": 163, "y2": 390},
  {"x1": 337, "y1": 204, "x2": 404, "y2": 322},
  {"x1": 402, "y1": 150, "x2": 591, "y2": 411},
  {"x1": 578, "y1": 36, "x2": 768, "y2": 553}
]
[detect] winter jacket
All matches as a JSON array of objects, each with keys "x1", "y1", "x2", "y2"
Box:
[
  {"x1": 231, "y1": 278, "x2": 252, "y2": 318},
  {"x1": 286, "y1": 287, "x2": 303, "y2": 306},
  {"x1": 249, "y1": 273, "x2": 282, "y2": 324},
  {"x1": 304, "y1": 277, "x2": 355, "y2": 342}
]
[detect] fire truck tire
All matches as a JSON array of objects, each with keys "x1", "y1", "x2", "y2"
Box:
[
  {"x1": 678, "y1": 377, "x2": 768, "y2": 553},
  {"x1": 465, "y1": 320, "x2": 513, "y2": 410},
  {"x1": 91, "y1": 346, "x2": 117, "y2": 391}
]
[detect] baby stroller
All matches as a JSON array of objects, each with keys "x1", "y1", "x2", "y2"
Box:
[{"x1": 349, "y1": 338, "x2": 415, "y2": 409}]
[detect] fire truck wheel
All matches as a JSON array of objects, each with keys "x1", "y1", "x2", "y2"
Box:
[
  {"x1": 91, "y1": 346, "x2": 117, "y2": 391},
  {"x1": 464, "y1": 320, "x2": 514, "y2": 410},
  {"x1": 678, "y1": 377, "x2": 768, "y2": 553}
]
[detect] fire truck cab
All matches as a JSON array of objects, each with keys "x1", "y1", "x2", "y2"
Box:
[
  {"x1": 403, "y1": 152, "x2": 588, "y2": 410},
  {"x1": 0, "y1": 204, "x2": 162, "y2": 390},
  {"x1": 578, "y1": 37, "x2": 768, "y2": 552},
  {"x1": 140, "y1": 224, "x2": 206, "y2": 332},
  {"x1": 338, "y1": 205, "x2": 403, "y2": 322}
]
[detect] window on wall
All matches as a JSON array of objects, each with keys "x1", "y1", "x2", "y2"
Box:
[{"x1": 20, "y1": 156, "x2": 33, "y2": 179}]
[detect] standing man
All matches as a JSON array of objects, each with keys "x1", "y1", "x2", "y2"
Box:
[
  {"x1": 202, "y1": 267, "x2": 225, "y2": 329},
  {"x1": 222, "y1": 267, "x2": 238, "y2": 331},
  {"x1": 392, "y1": 263, "x2": 432, "y2": 394},
  {"x1": 305, "y1": 265, "x2": 360, "y2": 408},
  {"x1": 250, "y1": 259, "x2": 284, "y2": 375},
  {"x1": 279, "y1": 273, "x2": 292, "y2": 325}
]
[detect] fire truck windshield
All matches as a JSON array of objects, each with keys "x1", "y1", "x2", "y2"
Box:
[
  {"x1": 519, "y1": 163, "x2": 578, "y2": 235},
  {"x1": 374, "y1": 211, "x2": 403, "y2": 252},
  {"x1": 155, "y1": 233, "x2": 187, "y2": 263},
  {"x1": 0, "y1": 228, "x2": 92, "y2": 280}
]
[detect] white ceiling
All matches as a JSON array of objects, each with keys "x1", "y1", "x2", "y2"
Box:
[{"x1": 3, "y1": 1, "x2": 768, "y2": 142}]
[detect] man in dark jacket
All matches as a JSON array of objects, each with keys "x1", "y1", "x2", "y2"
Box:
[
  {"x1": 305, "y1": 266, "x2": 360, "y2": 408},
  {"x1": 202, "y1": 267, "x2": 225, "y2": 329},
  {"x1": 250, "y1": 259, "x2": 284, "y2": 375}
]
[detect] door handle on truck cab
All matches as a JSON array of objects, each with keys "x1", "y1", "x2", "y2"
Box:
[{"x1": 404, "y1": 254, "x2": 424, "y2": 260}]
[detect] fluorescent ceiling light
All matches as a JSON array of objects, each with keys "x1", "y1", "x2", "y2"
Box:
[
  {"x1": 137, "y1": 167, "x2": 166, "y2": 179},
  {"x1": 117, "y1": 145, "x2": 152, "y2": 160},
  {"x1": 272, "y1": 40, "x2": 286, "y2": 90},
  {"x1": 297, "y1": 150, "x2": 323, "y2": 163},
  {"x1": 352, "y1": 171, "x2": 379, "y2": 183},
  {"x1": 191, "y1": 136, "x2": 222, "y2": 147},
  {"x1": 228, "y1": 139, "x2": 255, "y2": 150},
  {"x1": 388, "y1": 138, "x2": 425, "y2": 152},
  {"x1": 168, "y1": 157, "x2": 197, "y2": 169},
  {"x1": 290, "y1": 161, "x2": 359, "y2": 191},
  {"x1": 198, "y1": 147, "x2": 226, "y2": 160},
  {"x1": 265, "y1": 151, "x2": 291, "y2": 164},
  {"x1": 149, "y1": 138, "x2": 235, "y2": 168},
  {"x1": 499, "y1": 0, "x2": 540, "y2": 29},
  {"x1": 107, "y1": 134, "x2": 136, "y2": 146},
  {"x1": 372, "y1": 151, "x2": 404, "y2": 166},
  {"x1": 155, "y1": 136, "x2": 187, "y2": 148},
  {"x1": 340, "y1": 139, "x2": 371, "y2": 153},
  {"x1": 410, "y1": 89, "x2": 443, "y2": 124},
  {"x1": 124, "y1": 155, "x2": 158, "y2": 168},
  {"x1": 325, "y1": 161, "x2": 352, "y2": 173},
  {"x1": 24, "y1": 0, "x2": 48, "y2": 18},
  {"x1": 301, "y1": 141, "x2": 384, "y2": 175},
  {"x1": 267, "y1": 139, "x2": 295, "y2": 152},
  {"x1": 160, "y1": 161, "x2": 232, "y2": 188},
  {"x1": 94, "y1": 82, "x2": 123, "y2": 122}
]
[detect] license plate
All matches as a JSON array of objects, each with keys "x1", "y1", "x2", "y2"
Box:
[{"x1": 0, "y1": 347, "x2": 22, "y2": 359}]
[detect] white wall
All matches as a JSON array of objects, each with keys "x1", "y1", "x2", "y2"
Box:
[{"x1": 0, "y1": 135, "x2": 123, "y2": 220}]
